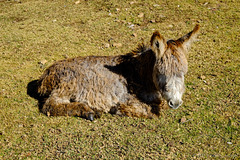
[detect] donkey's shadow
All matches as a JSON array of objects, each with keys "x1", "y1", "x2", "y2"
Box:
[{"x1": 27, "y1": 80, "x2": 44, "y2": 110}]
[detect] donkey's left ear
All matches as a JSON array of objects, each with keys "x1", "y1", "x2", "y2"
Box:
[
  {"x1": 177, "y1": 24, "x2": 200, "y2": 51},
  {"x1": 150, "y1": 31, "x2": 167, "y2": 58}
]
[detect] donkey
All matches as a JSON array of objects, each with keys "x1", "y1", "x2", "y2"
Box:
[{"x1": 29, "y1": 24, "x2": 200, "y2": 120}]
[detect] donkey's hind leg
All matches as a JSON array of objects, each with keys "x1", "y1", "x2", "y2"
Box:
[{"x1": 41, "y1": 96, "x2": 101, "y2": 121}]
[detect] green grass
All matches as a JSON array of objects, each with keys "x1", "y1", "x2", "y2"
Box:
[{"x1": 0, "y1": 0, "x2": 239, "y2": 159}]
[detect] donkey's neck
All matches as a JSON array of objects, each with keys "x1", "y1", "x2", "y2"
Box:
[
  {"x1": 134, "y1": 50, "x2": 156, "y2": 88},
  {"x1": 118, "y1": 49, "x2": 157, "y2": 93}
]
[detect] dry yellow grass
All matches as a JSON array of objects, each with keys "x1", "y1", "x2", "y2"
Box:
[{"x1": 0, "y1": 0, "x2": 239, "y2": 159}]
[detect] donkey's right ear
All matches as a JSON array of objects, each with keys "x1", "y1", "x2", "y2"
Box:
[{"x1": 150, "y1": 31, "x2": 167, "y2": 58}]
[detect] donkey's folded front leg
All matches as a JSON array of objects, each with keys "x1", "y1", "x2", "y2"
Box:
[{"x1": 110, "y1": 101, "x2": 157, "y2": 118}]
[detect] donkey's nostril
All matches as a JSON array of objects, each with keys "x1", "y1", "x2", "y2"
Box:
[
  {"x1": 169, "y1": 100, "x2": 174, "y2": 107},
  {"x1": 168, "y1": 100, "x2": 182, "y2": 109}
]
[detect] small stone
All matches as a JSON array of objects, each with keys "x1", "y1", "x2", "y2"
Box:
[
  {"x1": 227, "y1": 142, "x2": 232, "y2": 145},
  {"x1": 150, "y1": 19, "x2": 156, "y2": 23},
  {"x1": 138, "y1": 13, "x2": 144, "y2": 18},
  {"x1": 132, "y1": 33, "x2": 137, "y2": 37},
  {"x1": 203, "y1": 2, "x2": 209, "y2": 6},
  {"x1": 38, "y1": 59, "x2": 47, "y2": 65},
  {"x1": 199, "y1": 75, "x2": 206, "y2": 80},
  {"x1": 168, "y1": 24, "x2": 173, "y2": 28},
  {"x1": 130, "y1": 1, "x2": 135, "y2": 5},
  {"x1": 75, "y1": 0, "x2": 81, "y2": 4},
  {"x1": 180, "y1": 117, "x2": 187, "y2": 123},
  {"x1": 112, "y1": 43, "x2": 122, "y2": 48},
  {"x1": 128, "y1": 24, "x2": 135, "y2": 29},
  {"x1": 153, "y1": 4, "x2": 160, "y2": 7},
  {"x1": 62, "y1": 54, "x2": 69, "y2": 59},
  {"x1": 104, "y1": 43, "x2": 110, "y2": 48}
]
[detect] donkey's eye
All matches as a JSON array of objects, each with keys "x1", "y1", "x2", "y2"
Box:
[
  {"x1": 163, "y1": 86, "x2": 169, "y2": 92},
  {"x1": 155, "y1": 41, "x2": 159, "y2": 48}
]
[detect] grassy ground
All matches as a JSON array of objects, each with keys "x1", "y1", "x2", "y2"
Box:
[{"x1": 0, "y1": 0, "x2": 239, "y2": 159}]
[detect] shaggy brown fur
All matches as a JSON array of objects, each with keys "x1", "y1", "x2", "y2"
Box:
[{"x1": 27, "y1": 25, "x2": 200, "y2": 120}]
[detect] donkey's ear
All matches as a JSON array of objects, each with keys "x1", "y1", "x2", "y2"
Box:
[
  {"x1": 150, "y1": 31, "x2": 167, "y2": 58},
  {"x1": 176, "y1": 24, "x2": 200, "y2": 51}
]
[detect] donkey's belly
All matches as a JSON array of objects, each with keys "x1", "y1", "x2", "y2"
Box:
[{"x1": 73, "y1": 63, "x2": 129, "y2": 112}]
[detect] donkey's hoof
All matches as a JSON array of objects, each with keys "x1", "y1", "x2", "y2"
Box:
[
  {"x1": 95, "y1": 111, "x2": 102, "y2": 118},
  {"x1": 87, "y1": 113, "x2": 94, "y2": 121}
]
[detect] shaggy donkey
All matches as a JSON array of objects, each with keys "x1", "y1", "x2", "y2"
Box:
[{"x1": 28, "y1": 25, "x2": 200, "y2": 120}]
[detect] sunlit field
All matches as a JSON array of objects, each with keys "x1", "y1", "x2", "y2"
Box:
[{"x1": 0, "y1": 0, "x2": 239, "y2": 159}]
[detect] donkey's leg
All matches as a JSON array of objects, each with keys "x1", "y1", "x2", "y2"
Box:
[
  {"x1": 110, "y1": 100, "x2": 156, "y2": 118},
  {"x1": 41, "y1": 96, "x2": 101, "y2": 121}
]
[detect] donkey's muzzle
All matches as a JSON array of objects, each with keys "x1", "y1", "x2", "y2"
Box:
[{"x1": 168, "y1": 100, "x2": 183, "y2": 109}]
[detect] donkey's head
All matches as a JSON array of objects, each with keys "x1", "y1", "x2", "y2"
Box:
[{"x1": 151, "y1": 25, "x2": 200, "y2": 109}]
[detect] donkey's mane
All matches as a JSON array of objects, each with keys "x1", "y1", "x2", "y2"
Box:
[
  {"x1": 127, "y1": 43, "x2": 150, "y2": 56},
  {"x1": 127, "y1": 41, "x2": 180, "y2": 61}
]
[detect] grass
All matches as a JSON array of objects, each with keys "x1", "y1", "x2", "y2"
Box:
[{"x1": 0, "y1": 0, "x2": 239, "y2": 159}]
